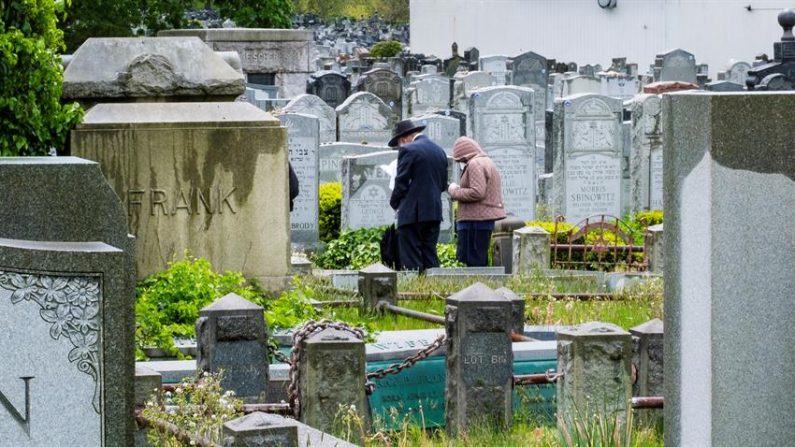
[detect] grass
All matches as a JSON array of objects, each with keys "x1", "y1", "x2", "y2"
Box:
[{"x1": 301, "y1": 274, "x2": 663, "y2": 333}]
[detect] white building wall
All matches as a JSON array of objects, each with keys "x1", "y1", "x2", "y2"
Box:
[{"x1": 410, "y1": 0, "x2": 789, "y2": 76}]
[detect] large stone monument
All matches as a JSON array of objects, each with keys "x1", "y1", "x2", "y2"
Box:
[
  {"x1": 71, "y1": 102, "x2": 291, "y2": 288},
  {"x1": 159, "y1": 28, "x2": 314, "y2": 98},
  {"x1": 0, "y1": 158, "x2": 135, "y2": 446},
  {"x1": 663, "y1": 91, "x2": 795, "y2": 446},
  {"x1": 62, "y1": 37, "x2": 244, "y2": 108},
  {"x1": 553, "y1": 94, "x2": 624, "y2": 224}
]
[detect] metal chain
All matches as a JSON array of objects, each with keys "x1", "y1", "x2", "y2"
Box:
[
  {"x1": 268, "y1": 343, "x2": 292, "y2": 365},
  {"x1": 286, "y1": 319, "x2": 366, "y2": 418},
  {"x1": 545, "y1": 368, "x2": 564, "y2": 382},
  {"x1": 365, "y1": 334, "x2": 446, "y2": 382}
]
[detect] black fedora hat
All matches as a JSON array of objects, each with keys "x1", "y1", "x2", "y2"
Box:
[{"x1": 388, "y1": 119, "x2": 426, "y2": 147}]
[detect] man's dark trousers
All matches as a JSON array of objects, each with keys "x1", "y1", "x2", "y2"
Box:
[{"x1": 398, "y1": 221, "x2": 441, "y2": 273}]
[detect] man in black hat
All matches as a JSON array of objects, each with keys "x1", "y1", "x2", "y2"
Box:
[{"x1": 388, "y1": 119, "x2": 449, "y2": 273}]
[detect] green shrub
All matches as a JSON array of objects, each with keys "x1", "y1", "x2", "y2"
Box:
[
  {"x1": 526, "y1": 220, "x2": 577, "y2": 243},
  {"x1": 265, "y1": 277, "x2": 321, "y2": 330},
  {"x1": 135, "y1": 255, "x2": 260, "y2": 360},
  {"x1": 319, "y1": 182, "x2": 342, "y2": 242},
  {"x1": 217, "y1": 0, "x2": 293, "y2": 28},
  {"x1": 369, "y1": 40, "x2": 403, "y2": 58},
  {"x1": 1, "y1": 0, "x2": 84, "y2": 155},
  {"x1": 437, "y1": 242, "x2": 464, "y2": 267}
]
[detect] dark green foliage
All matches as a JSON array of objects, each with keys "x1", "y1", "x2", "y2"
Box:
[
  {"x1": 319, "y1": 182, "x2": 342, "y2": 242},
  {"x1": 217, "y1": 0, "x2": 293, "y2": 28},
  {"x1": 1, "y1": 0, "x2": 84, "y2": 155},
  {"x1": 369, "y1": 39, "x2": 402, "y2": 58},
  {"x1": 135, "y1": 255, "x2": 260, "y2": 359},
  {"x1": 61, "y1": 0, "x2": 188, "y2": 52}
]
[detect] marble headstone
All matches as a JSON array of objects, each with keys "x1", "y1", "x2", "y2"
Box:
[
  {"x1": 282, "y1": 94, "x2": 337, "y2": 143},
  {"x1": 318, "y1": 142, "x2": 388, "y2": 183},
  {"x1": 553, "y1": 94, "x2": 624, "y2": 224},
  {"x1": 470, "y1": 86, "x2": 537, "y2": 220},
  {"x1": 414, "y1": 114, "x2": 461, "y2": 155},
  {"x1": 335, "y1": 92, "x2": 396, "y2": 145},
  {"x1": 279, "y1": 113, "x2": 320, "y2": 246},
  {"x1": 479, "y1": 55, "x2": 510, "y2": 85},
  {"x1": 356, "y1": 68, "x2": 403, "y2": 122},
  {"x1": 408, "y1": 76, "x2": 450, "y2": 116},
  {"x1": 306, "y1": 70, "x2": 351, "y2": 109},
  {"x1": 658, "y1": 49, "x2": 697, "y2": 84},
  {"x1": 630, "y1": 94, "x2": 664, "y2": 212}
]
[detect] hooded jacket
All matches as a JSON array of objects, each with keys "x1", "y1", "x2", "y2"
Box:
[{"x1": 449, "y1": 137, "x2": 507, "y2": 222}]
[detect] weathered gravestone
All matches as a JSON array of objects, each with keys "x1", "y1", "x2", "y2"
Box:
[
  {"x1": 71, "y1": 102, "x2": 291, "y2": 288},
  {"x1": 340, "y1": 151, "x2": 455, "y2": 242},
  {"x1": 356, "y1": 68, "x2": 403, "y2": 122},
  {"x1": 278, "y1": 113, "x2": 320, "y2": 246},
  {"x1": 307, "y1": 70, "x2": 351, "y2": 108},
  {"x1": 282, "y1": 94, "x2": 337, "y2": 143},
  {"x1": 510, "y1": 51, "x2": 549, "y2": 140},
  {"x1": 561, "y1": 75, "x2": 601, "y2": 97},
  {"x1": 600, "y1": 74, "x2": 638, "y2": 100},
  {"x1": 630, "y1": 94, "x2": 664, "y2": 212},
  {"x1": 656, "y1": 48, "x2": 697, "y2": 84},
  {"x1": 0, "y1": 158, "x2": 135, "y2": 446},
  {"x1": 720, "y1": 60, "x2": 752, "y2": 85},
  {"x1": 747, "y1": 10, "x2": 795, "y2": 90},
  {"x1": 480, "y1": 55, "x2": 510, "y2": 85},
  {"x1": 470, "y1": 86, "x2": 537, "y2": 220},
  {"x1": 663, "y1": 91, "x2": 795, "y2": 446},
  {"x1": 318, "y1": 142, "x2": 387, "y2": 183},
  {"x1": 196, "y1": 293, "x2": 269, "y2": 403},
  {"x1": 705, "y1": 80, "x2": 744, "y2": 92},
  {"x1": 158, "y1": 28, "x2": 315, "y2": 98},
  {"x1": 408, "y1": 76, "x2": 450, "y2": 116},
  {"x1": 336, "y1": 92, "x2": 396, "y2": 145},
  {"x1": 452, "y1": 71, "x2": 494, "y2": 114},
  {"x1": 433, "y1": 109, "x2": 467, "y2": 138},
  {"x1": 445, "y1": 283, "x2": 513, "y2": 434},
  {"x1": 553, "y1": 94, "x2": 624, "y2": 224},
  {"x1": 62, "y1": 37, "x2": 244, "y2": 108},
  {"x1": 414, "y1": 114, "x2": 461, "y2": 155}
]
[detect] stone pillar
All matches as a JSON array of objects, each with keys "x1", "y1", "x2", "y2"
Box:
[
  {"x1": 644, "y1": 224, "x2": 663, "y2": 273},
  {"x1": 495, "y1": 287, "x2": 526, "y2": 335},
  {"x1": 135, "y1": 365, "x2": 162, "y2": 447},
  {"x1": 556, "y1": 322, "x2": 632, "y2": 430},
  {"x1": 491, "y1": 215, "x2": 527, "y2": 274},
  {"x1": 512, "y1": 226, "x2": 551, "y2": 275},
  {"x1": 196, "y1": 293, "x2": 269, "y2": 403},
  {"x1": 630, "y1": 319, "x2": 663, "y2": 397},
  {"x1": 222, "y1": 412, "x2": 298, "y2": 447},
  {"x1": 299, "y1": 328, "x2": 366, "y2": 433},
  {"x1": 445, "y1": 283, "x2": 513, "y2": 434},
  {"x1": 663, "y1": 92, "x2": 795, "y2": 446},
  {"x1": 357, "y1": 263, "x2": 397, "y2": 314}
]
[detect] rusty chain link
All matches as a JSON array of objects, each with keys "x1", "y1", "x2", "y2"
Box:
[
  {"x1": 286, "y1": 320, "x2": 366, "y2": 418},
  {"x1": 268, "y1": 343, "x2": 292, "y2": 365},
  {"x1": 365, "y1": 334, "x2": 446, "y2": 381}
]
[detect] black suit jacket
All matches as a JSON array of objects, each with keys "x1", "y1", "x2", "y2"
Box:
[{"x1": 389, "y1": 135, "x2": 448, "y2": 227}]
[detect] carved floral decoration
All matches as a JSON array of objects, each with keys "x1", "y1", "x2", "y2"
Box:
[{"x1": 0, "y1": 271, "x2": 101, "y2": 414}]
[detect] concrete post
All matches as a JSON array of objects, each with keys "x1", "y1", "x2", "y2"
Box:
[
  {"x1": 196, "y1": 293, "x2": 269, "y2": 403},
  {"x1": 556, "y1": 322, "x2": 632, "y2": 431},
  {"x1": 445, "y1": 282, "x2": 513, "y2": 434},
  {"x1": 512, "y1": 226, "x2": 551, "y2": 275},
  {"x1": 630, "y1": 319, "x2": 664, "y2": 427},
  {"x1": 299, "y1": 328, "x2": 367, "y2": 434},
  {"x1": 495, "y1": 287, "x2": 526, "y2": 335},
  {"x1": 644, "y1": 224, "x2": 663, "y2": 273},
  {"x1": 491, "y1": 215, "x2": 526, "y2": 274},
  {"x1": 222, "y1": 412, "x2": 298, "y2": 447},
  {"x1": 357, "y1": 263, "x2": 397, "y2": 314}
]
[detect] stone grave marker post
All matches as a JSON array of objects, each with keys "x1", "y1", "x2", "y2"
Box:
[
  {"x1": 663, "y1": 91, "x2": 795, "y2": 446},
  {"x1": 278, "y1": 113, "x2": 321, "y2": 247},
  {"x1": 357, "y1": 263, "x2": 398, "y2": 314},
  {"x1": 644, "y1": 224, "x2": 664, "y2": 273},
  {"x1": 512, "y1": 226, "x2": 551, "y2": 275},
  {"x1": 490, "y1": 215, "x2": 527, "y2": 274},
  {"x1": 495, "y1": 287, "x2": 526, "y2": 336},
  {"x1": 196, "y1": 293, "x2": 269, "y2": 403},
  {"x1": 222, "y1": 412, "x2": 298, "y2": 447},
  {"x1": 299, "y1": 328, "x2": 367, "y2": 434},
  {"x1": 630, "y1": 94, "x2": 664, "y2": 212},
  {"x1": 445, "y1": 283, "x2": 513, "y2": 435},
  {"x1": 0, "y1": 157, "x2": 136, "y2": 446},
  {"x1": 631, "y1": 319, "x2": 663, "y2": 427},
  {"x1": 556, "y1": 322, "x2": 633, "y2": 433}
]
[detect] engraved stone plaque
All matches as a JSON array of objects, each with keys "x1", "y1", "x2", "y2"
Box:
[
  {"x1": 283, "y1": 94, "x2": 337, "y2": 143},
  {"x1": 470, "y1": 86, "x2": 536, "y2": 220},
  {"x1": 279, "y1": 113, "x2": 320, "y2": 246},
  {"x1": 336, "y1": 92, "x2": 396, "y2": 145},
  {"x1": 554, "y1": 94, "x2": 624, "y2": 223}
]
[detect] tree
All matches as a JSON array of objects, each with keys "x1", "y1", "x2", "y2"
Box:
[
  {"x1": 61, "y1": 0, "x2": 189, "y2": 52},
  {"x1": 0, "y1": 0, "x2": 83, "y2": 156},
  {"x1": 216, "y1": 0, "x2": 293, "y2": 28}
]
